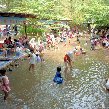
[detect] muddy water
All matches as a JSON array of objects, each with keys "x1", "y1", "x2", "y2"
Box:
[{"x1": 0, "y1": 51, "x2": 109, "y2": 109}]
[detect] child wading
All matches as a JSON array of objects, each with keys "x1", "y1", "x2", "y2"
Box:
[
  {"x1": 29, "y1": 50, "x2": 36, "y2": 71},
  {"x1": 0, "y1": 69, "x2": 11, "y2": 101},
  {"x1": 53, "y1": 66, "x2": 63, "y2": 84}
]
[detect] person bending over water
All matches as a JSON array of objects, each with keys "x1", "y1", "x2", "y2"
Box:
[
  {"x1": 64, "y1": 51, "x2": 75, "y2": 69},
  {"x1": 0, "y1": 69, "x2": 11, "y2": 101},
  {"x1": 63, "y1": 50, "x2": 76, "y2": 79},
  {"x1": 53, "y1": 66, "x2": 63, "y2": 84}
]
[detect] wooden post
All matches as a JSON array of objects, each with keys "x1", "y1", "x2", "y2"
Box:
[{"x1": 24, "y1": 21, "x2": 27, "y2": 37}]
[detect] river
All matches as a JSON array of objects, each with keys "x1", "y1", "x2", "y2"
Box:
[{"x1": 0, "y1": 38, "x2": 109, "y2": 109}]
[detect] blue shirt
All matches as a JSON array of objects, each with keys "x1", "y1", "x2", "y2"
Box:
[
  {"x1": 53, "y1": 71, "x2": 63, "y2": 84},
  {"x1": 54, "y1": 71, "x2": 61, "y2": 78}
]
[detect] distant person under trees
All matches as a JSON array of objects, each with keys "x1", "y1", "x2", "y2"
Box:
[
  {"x1": 6, "y1": 25, "x2": 10, "y2": 36},
  {"x1": 13, "y1": 25, "x2": 18, "y2": 36}
]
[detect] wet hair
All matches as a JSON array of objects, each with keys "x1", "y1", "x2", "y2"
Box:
[
  {"x1": 0, "y1": 69, "x2": 6, "y2": 76},
  {"x1": 57, "y1": 66, "x2": 61, "y2": 72}
]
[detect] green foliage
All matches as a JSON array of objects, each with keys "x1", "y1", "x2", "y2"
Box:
[
  {"x1": 0, "y1": 0, "x2": 109, "y2": 27},
  {"x1": 82, "y1": 0, "x2": 109, "y2": 25},
  {"x1": 20, "y1": 25, "x2": 45, "y2": 38},
  {"x1": 0, "y1": 0, "x2": 61, "y2": 20}
]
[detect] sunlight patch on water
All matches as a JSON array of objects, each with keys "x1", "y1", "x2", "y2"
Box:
[
  {"x1": 0, "y1": 58, "x2": 109, "y2": 109},
  {"x1": 26, "y1": 60, "x2": 109, "y2": 109}
]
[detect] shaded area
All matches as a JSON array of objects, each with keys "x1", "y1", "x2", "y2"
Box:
[{"x1": 0, "y1": 12, "x2": 36, "y2": 18}]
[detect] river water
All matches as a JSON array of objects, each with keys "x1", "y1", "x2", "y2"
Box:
[{"x1": 0, "y1": 43, "x2": 109, "y2": 109}]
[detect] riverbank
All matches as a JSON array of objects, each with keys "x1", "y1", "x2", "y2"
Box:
[{"x1": 44, "y1": 36, "x2": 109, "y2": 65}]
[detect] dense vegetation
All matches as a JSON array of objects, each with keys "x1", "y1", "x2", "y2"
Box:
[{"x1": 0, "y1": 0, "x2": 109, "y2": 26}]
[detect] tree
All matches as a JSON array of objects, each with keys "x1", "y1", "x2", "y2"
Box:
[{"x1": 0, "y1": 0, "x2": 109, "y2": 26}]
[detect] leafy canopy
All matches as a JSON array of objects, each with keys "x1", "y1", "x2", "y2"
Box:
[{"x1": 0, "y1": 0, "x2": 109, "y2": 26}]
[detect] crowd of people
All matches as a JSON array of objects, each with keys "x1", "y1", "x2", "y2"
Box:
[
  {"x1": 0, "y1": 25, "x2": 18, "y2": 38},
  {"x1": 90, "y1": 28, "x2": 109, "y2": 50},
  {"x1": 45, "y1": 28, "x2": 83, "y2": 50},
  {"x1": 0, "y1": 26, "x2": 109, "y2": 102}
]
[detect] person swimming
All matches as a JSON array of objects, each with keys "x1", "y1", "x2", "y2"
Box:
[{"x1": 53, "y1": 66, "x2": 63, "y2": 84}]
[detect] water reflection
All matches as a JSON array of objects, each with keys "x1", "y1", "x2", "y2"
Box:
[{"x1": 0, "y1": 57, "x2": 109, "y2": 109}]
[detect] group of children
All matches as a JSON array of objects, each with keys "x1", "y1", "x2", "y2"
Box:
[{"x1": 0, "y1": 34, "x2": 109, "y2": 102}]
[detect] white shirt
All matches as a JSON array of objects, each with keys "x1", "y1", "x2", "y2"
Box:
[
  {"x1": 106, "y1": 79, "x2": 109, "y2": 89},
  {"x1": 30, "y1": 53, "x2": 36, "y2": 64},
  {"x1": 16, "y1": 47, "x2": 21, "y2": 52},
  {"x1": 29, "y1": 38, "x2": 36, "y2": 48},
  {"x1": 67, "y1": 51, "x2": 73, "y2": 60}
]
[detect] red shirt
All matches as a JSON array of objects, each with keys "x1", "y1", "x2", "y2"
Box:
[{"x1": 64, "y1": 54, "x2": 70, "y2": 62}]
